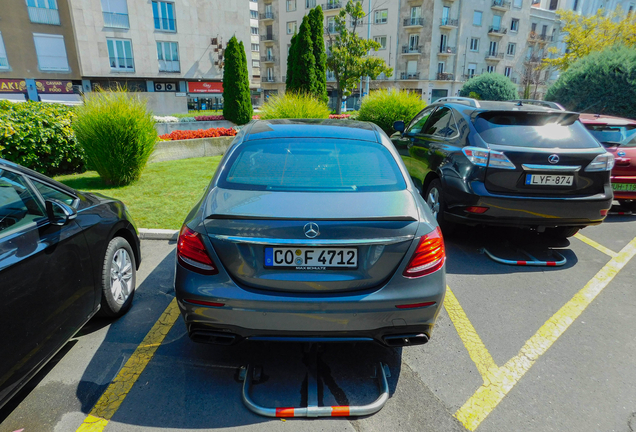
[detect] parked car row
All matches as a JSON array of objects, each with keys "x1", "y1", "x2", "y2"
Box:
[{"x1": 2, "y1": 100, "x2": 634, "y2": 412}]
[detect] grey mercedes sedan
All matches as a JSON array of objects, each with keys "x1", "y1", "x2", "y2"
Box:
[{"x1": 174, "y1": 119, "x2": 446, "y2": 347}]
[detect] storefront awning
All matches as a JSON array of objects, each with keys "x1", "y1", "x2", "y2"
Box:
[
  {"x1": 39, "y1": 93, "x2": 83, "y2": 106},
  {"x1": 0, "y1": 93, "x2": 26, "y2": 103}
]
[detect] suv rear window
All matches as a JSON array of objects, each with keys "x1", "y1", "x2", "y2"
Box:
[
  {"x1": 474, "y1": 112, "x2": 600, "y2": 149},
  {"x1": 584, "y1": 125, "x2": 636, "y2": 147},
  {"x1": 219, "y1": 139, "x2": 406, "y2": 192}
]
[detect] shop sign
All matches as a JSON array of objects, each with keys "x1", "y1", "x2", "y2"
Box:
[
  {"x1": 187, "y1": 81, "x2": 223, "y2": 94},
  {"x1": 36, "y1": 80, "x2": 73, "y2": 94},
  {"x1": 0, "y1": 79, "x2": 27, "y2": 93}
]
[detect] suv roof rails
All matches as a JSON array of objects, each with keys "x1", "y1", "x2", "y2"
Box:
[
  {"x1": 435, "y1": 97, "x2": 481, "y2": 108},
  {"x1": 509, "y1": 99, "x2": 566, "y2": 111}
]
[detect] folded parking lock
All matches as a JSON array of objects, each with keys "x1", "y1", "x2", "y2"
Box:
[
  {"x1": 481, "y1": 247, "x2": 567, "y2": 267},
  {"x1": 238, "y1": 357, "x2": 390, "y2": 418}
]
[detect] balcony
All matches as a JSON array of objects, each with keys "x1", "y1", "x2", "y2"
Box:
[
  {"x1": 404, "y1": 17, "x2": 425, "y2": 28},
  {"x1": 262, "y1": 76, "x2": 277, "y2": 83},
  {"x1": 261, "y1": 56, "x2": 276, "y2": 63},
  {"x1": 485, "y1": 52, "x2": 504, "y2": 61},
  {"x1": 491, "y1": 0, "x2": 511, "y2": 11},
  {"x1": 102, "y1": 12, "x2": 130, "y2": 29},
  {"x1": 323, "y1": 1, "x2": 342, "y2": 11},
  {"x1": 528, "y1": 32, "x2": 553, "y2": 44},
  {"x1": 440, "y1": 18, "x2": 459, "y2": 29},
  {"x1": 27, "y1": 7, "x2": 60, "y2": 25},
  {"x1": 488, "y1": 26, "x2": 507, "y2": 37},
  {"x1": 438, "y1": 46, "x2": 457, "y2": 56},
  {"x1": 400, "y1": 71, "x2": 420, "y2": 80},
  {"x1": 260, "y1": 12, "x2": 275, "y2": 21},
  {"x1": 463, "y1": 73, "x2": 479, "y2": 81},
  {"x1": 402, "y1": 45, "x2": 422, "y2": 55},
  {"x1": 260, "y1": 34, "x2": 276, "y2": 43},
  {"x1": 436, "y1": 72, "x2": 454, "y2": 81},
  {"x1": 158, "y1": 60, "x2": 180, "y2": 73}
]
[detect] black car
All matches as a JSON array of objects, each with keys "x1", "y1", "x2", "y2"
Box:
[
  {"x1": 0, "y1": 158, "x2": 141, "y2": 409},
  {"x1": 391, "y1": 97, "x2": 614, "y2": 238}
]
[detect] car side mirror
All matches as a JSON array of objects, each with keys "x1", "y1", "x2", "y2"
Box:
[
  {"x1": 393, "y1": 121, "x2": 405, "y2": 133},
  {"x1": 46, "y1": 199, "x2": 77, "y2": 226}
]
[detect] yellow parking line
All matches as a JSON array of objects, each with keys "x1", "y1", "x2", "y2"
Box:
[
  {"x1": 454, "y1": 236, "x2": 636, "y2": 431},
  {"x1": 76, "y1": 298, "x2": 181, "y2": 432},
  {"x1": 444, "y1": 286, "x2": 498, "y2": 379},
  {"x1": 574, "y1": 233, "x2": 618, "y2": 258}
]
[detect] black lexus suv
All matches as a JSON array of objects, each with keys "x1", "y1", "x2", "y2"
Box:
[{"x1": 391, "y1": 97, "x2": 614, "y2": 238}]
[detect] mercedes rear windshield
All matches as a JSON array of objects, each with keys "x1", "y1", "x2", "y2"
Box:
[{"x1": 218, "y1": 139, "x2": 407, "y2": 192}]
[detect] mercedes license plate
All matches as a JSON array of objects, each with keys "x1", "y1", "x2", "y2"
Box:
[
  {"x1": 612, "y1": 183, "x2": 636, "y2": 192},
  {"x1": 525, "y1": 174, "x2": 573, "y2": 186},
  {"x1": 265, "y1": 247, "x2": 357, "y2": 269}
]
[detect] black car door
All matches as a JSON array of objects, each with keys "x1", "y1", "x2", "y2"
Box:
[
  {"x1": 0, "y1": 169, "x2": 94, "y2": 404},
  {"x1": 419, "y1": 106, "x2": 462, "y2": 173}
]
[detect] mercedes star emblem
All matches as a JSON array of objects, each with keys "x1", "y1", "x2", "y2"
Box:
[
  {"x1": 304, "y1": 223, "x2": 320, "y2": 239},
  {"x1": 548, "y1": 154, "x2": 560, "y2": 164}
]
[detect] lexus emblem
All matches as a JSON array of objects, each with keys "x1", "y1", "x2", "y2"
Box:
[
  {"x1": 548, "y1": 154, "x2": 560, "y2": 164},
  {"x1": 304, "y1": 223, "x2": 320, "y2": 239}
]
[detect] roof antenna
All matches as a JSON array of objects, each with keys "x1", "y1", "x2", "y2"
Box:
[{"x1": 516, "y1": 100, "x2": 523, "y2": 106}]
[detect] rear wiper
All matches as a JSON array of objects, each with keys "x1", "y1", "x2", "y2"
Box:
[{"x1": 601, "y1": 141, "x2": 623, "y2": 147}]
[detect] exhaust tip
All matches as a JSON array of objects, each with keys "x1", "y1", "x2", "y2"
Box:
[
  {"x1": 383, "y1": 333, "x2": 429, "y2": 347},
  {"x1": 190, "y1": 330, "x2": 239, "y2": 345}
]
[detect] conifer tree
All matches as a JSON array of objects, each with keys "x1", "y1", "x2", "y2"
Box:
[
  {"x1": 223, "y1": 37, "x2": 253, "y2": 125},
  {"x1": 287, "y1": 16, "x2": 316, "y2": 94},
  {"x1": 286, "y1": 33, "x2": 298, "y2": 90},
  {"x1": 235, "y1": 40, "x2": 254, "y2": 124},
  {"x1": 309, "y1": 6, "x2": 328, "y2": 103}
]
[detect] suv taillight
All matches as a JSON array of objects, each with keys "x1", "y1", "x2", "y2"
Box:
[
  {"x1": 462, "y1": 146, "x2": 516, "y2": 170},
  {"x1": 177, "y1": 226, "x2": 218, "y2": 275},
  {"x1": 403, "y1": 227, "x2": 446, "y2": 278},
  {"x1": 585, "y1": 153, "x2": 615, "y2": 172}
]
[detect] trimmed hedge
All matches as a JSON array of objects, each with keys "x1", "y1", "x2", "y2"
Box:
[
  {"x1": 0, "y1": 101, "x2": 85, "y2": 176},
  {"x1": 357, "y1": 89, "x2": 426, "y2": 135},
  {"x1": 459, "y1": 73, "x2": 517, "y2": 101}
]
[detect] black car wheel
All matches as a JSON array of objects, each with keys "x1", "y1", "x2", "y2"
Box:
[
  {"x1": 98, "y1": 237, "x2": 136, "y2": 317},
  {"x1": 544, "y1": 226, "x2": 580, "y2": 239},
  {"x1": 618, "y1": 200, "x2": 636, "y2": 212},
  {"x1": 425, "y1": 179, "x2": 455, "y2": 234}
]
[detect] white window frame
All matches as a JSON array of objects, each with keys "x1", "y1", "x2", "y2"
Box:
[
  {"x1": 251, "y1": 43, "x2": 260, "y2": 52},
  {"x1": 252, "y1": 59, "x2": 260, "y2": 68},
  {"x1": 287, "y1": 21, "x2": 297, "y2": 35},
  {"x1": 251, "y1": 27, "x2": 259, "y2": 35},
  {"x1": 473, "y1": 11, "x2": 482, "y2": 26},
  {"x1": 327, "y1": 17, "x2": 336, "y2": 33},
  {"x1": 250, "y1": 10, "x2": 258, "y2": 19},
  {"x1": 26, "y1": 0, "x2": 60, "y2": 25},
  {"x1": 507, "y1": 42, "x2": 516, "y2": 56},
  {"x1": 504, "y1": 66, "x2": 513, "y2": 77},
  {"x1": 511, "y1": 18, "x2": 519, "y2": 32},
  {"x1": 470, "y1": 38, "x2": 479, "y2": 52},
  {"x1": 513, "y1": 0, "x2": 522, "y2": 8},
  {"x1": 0, "y1": 32, "x2": 9, "y2": 70},
  {"x1": 101, "y1": 0, "x2": 129, "y2": 28},
  {"x1": 33, "y1": 33, "x2": 69, "y2": 71},
  {"x1": 373, "y1": 36, "x2": 387, "y2": 50},
  {"x1": 306, "y1": 0, "x2": 316, "y2": 8},
  {"x1": 487, "y1": 65, "x2": 495, "y2": 73},
  {"x1": 374, "y1": 9, "x2": 388, "y2": 24},
  {"x1": 437, "y1": 62, "x2": 445, "y2": 74},
  {"x1": 468, "y1": 63, "x2": 477, "y2": 77},
  {"x1": 157, "y1": 41, "x2": 179, "y2": 72},
  {"x1": 152, "y1": 1, "x2": 176, "y2": 32},
  {"x1": 286, "y1": 0, "x2": 296, "y2": 12},
  {"x1": 107, "y1": 38, "x2": 134, "y2": 71}
]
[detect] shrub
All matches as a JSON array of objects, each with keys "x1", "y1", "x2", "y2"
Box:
[
  {"x1": 178, "y1": 117, "x2": 197, "y2": 122},
  {"x1": 0, "y1": 101, "x2": 85, "y2": 176},
  {"x1": 73, "y1": 90, "x2": 157, "y2": 186},
  {"x1": 546, "y1": 45, "x2": 636, "y2": 119},
  {"x1": 259, "y1": 93, "x2": 331, "y2": 120},
  {"x1": 222, "y1": 37, "x2": 253, "y2": 125},
  {"x1": 154, "y1": 115, "x2": 179, "y2": 123},
  {"x1": 459, "y1": 73, "x2": 517, "y2": 101},
  {"x1": 158, "y1": 128, "x2": 237, "y2": 141},
  {"x1": 194, "y1": 115, "x2": 225, "y2": 121},
  {"x1": 357, "y1": 89, "x2": 426, "y2": 135}
]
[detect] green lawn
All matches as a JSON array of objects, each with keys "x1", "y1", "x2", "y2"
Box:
[{"x1": 55, "y1": 156, "x2": 222, "y2": 230}]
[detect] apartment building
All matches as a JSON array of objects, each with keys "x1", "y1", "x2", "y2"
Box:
[
  {"x1": 0, "y1": 0, "x2": 82, "y2": 104},
  {"x1": 250, "y1": 0, "x2": 262, "y2": 105}
]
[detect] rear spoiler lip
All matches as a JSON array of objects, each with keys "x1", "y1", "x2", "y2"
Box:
[{"x1": 205, "y1": 214, "x2": 418, "y2": 222}]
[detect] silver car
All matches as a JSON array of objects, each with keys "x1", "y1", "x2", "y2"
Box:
[{"x1": 174, "y1": 119, "x2": 446, "y2": 347}]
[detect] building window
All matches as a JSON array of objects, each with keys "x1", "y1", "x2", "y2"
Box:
[
  {"x1": 531, "y1": 22, "x2": 537, "y2": 33},
  {"x1": 549, "y1": 0, "x2": 558, "y2": 10},
  {"x1": 306, "y1": 0, "x2": 316, "y2": 8},
  {"x1": 152, "y1": 1, "x2": 176, "y2": 32},
  {"x1": 26, "y1": 0, "x2": 60, "y2": 25},
  {"x1": 470, "y1": 38, "x2": 479, "y2": 51},
  {"x1": 287, "y1": 21, "x2": 297, "y2": 34},
  {"x1": 157, "y1": 41, "x2": 179, "y2": 72},
  {"x1": 33, "y1": 33, "x2": 69, "y2": 71},
  {"x1": 107, "y1": 38, "x2": 134, "y2": 71},
  {"x1": 468, "y1": 63, "x2": 477, "y2": 78},
  {"x1": 573, "y1": 0, "x2": 579, "y2": 10},
  {"x1": 437, "y1": 62, "x2": 445, "y2": 74},
  {"x1": 286, "y1": 0, "x2": 296, "y2": 12},
  {"x1": 251, "y1": 43, "x2": 260, "y2": 51},
  {"x1": 487, "y1": 65, "x2": 495, "y2": 73},
  {"x1": 250, "y1": 10, "x2": 258, "y2": 19},
  {"x1": 511, "y1": 18, "x2": 519, "y2": 32},
  {"x1": 505, "y1": 66, "x2": 512, "y2": 77},
  {"x1": 0, "y1": 32, "x2": 9, "y2": 70},
  {"x1": 327, "y1": 17, "x2": 336, "y2": 33},
  {"x1": 489, "y1": 41, "x2": 498, "y2": 56},
  {"x1": 373, "y1": 36, "x2": 387, "y2": 50},
  {"x1": 252, "y1": 59, "x2": 260, "y2": 68},
  {"x1": 374, "y1": 9, "x2": 388, "y2": 24},
  {"x1": 513, "y1": 0, "x2": 522, "y2": 7},
  {"x1": 351, "y1": 17, "x2": 363, "y2": 26},
  {"x1": 251, "y1": 27, "x2": 259, "y2": 35},
  {"x1": 101, "y1": 0, "x2": 129, "y2": 29},
  {"x1": 473, "y1": 11, "x2": 482, "y2": 26},
  {"x1": 507, "y1": 43, "x2": 516, "y2": 56}
]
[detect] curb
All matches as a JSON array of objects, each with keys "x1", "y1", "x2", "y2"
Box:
[{"x1": 138, "y1": 228, "x2": 179, "y2": 241}]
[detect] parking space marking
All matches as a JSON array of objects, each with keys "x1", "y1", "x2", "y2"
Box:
[
  {"x1": 453, "y1": 236, "x2": 636, "y2": 431},
  {"x1": 76, "y1": 298, "x2": 181, "y2": 432},
  {"x1": 574, "y1": 233, "x2": 618, "y2": 258},
  {"x1": 444, "y1": 287, "x2": 497, "y2": 379}
]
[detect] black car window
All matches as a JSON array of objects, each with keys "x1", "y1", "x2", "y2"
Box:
[
  {"x1": 219, "y1": 139, "x2": 407, "y2": 192},
  {"x1": 423, "y1": 107, "x2": 455, "y2": 138},
  {"x1": 0, "y1": 170, "x2": 45, "y2": 236},
  {"x1": 407, "y1": 106, "x2": 436, "y2": 135},
  {"x1": 31, "y1": 179, "x2": 76, "y2": 207},
  {"x1": 585, "y1": 125, "x2": 636, "y2": 148},
  {"x1": 474, "y1": 112, "x2": 601, "y2": 149}
]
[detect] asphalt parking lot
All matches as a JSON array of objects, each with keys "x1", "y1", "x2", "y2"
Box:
[{"x1": 2, "y1": 209, "x2": 635, "y2": 432}]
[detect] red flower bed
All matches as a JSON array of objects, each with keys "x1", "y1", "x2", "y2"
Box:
[
  {"x1": 252, "y1": 115, "x2": 261, "y2": 120},
  {"x1": 329, "y1": 114, "x2": 351, "y2": 119},
  {"x1": 159, "y1": 127, "x2": 237, "y2": 141},
  {"x1": 194, "y1": 115, "x2": 225, "y2": 121}
]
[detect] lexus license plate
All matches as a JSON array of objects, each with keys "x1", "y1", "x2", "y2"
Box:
[
  {"x1": 265, "y1": 247, "x2": 357, "y2": 269},
  {"x1": 525, "y1": 174, "x2": 573, "y2": 186}
]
